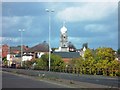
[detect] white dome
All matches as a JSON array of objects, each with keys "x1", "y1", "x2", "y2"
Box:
[{"x1": 60, "y1": 26, "x2": 67, "y2": 34}]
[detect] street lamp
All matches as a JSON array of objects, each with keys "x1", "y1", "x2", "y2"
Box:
[
  {"x1": 46, "y1": 9, "x2": 54, "y2": 71},
  {"x1": 19, "y1": 29, "x2": 25, "y2": 67}
]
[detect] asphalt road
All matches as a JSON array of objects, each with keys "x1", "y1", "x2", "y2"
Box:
[
  {"x1": 2, "y1": 68, "x2": 120, "y2": 88},
  {"x1": 2, "y1": 72, "x2": 69, "y2": 88},
  {"x1": 58, "y1": 72, "x2": 120, "y2": 88}
]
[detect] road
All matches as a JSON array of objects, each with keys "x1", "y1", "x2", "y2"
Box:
[
  {"x1": 2, "y1": 72, "x2": 69, "y2": 88},
  {"x1": 2, "y1": 68, "x2": 120, "y2": 88},
  {"x1": 58, "y1": 72, "x2": 120, "y2": 88}
]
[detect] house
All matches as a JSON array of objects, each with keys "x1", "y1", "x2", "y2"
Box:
[
  {"x1": 22, "y1": 53, "x2": 33, "y2": 61},
  {"x1": 2, "y1": 44, "x2": 29, "y2": 58},
  {"x1": 24, "y1": 41, "x2": 49, "y2": 60},
  {"x1": 10, "y1": 45, "x2": 29, "y2": 55},
  {"x1": 2, "y1": 44, "x2": 29, "y2": 67},
  {"x1": 2, "y1": 44, "x2": 9, "y2": 58}
]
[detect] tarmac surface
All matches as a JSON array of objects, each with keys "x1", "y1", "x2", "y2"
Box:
[{"x1": 2, "y1": 68, "x2": 120, "y2": 89}]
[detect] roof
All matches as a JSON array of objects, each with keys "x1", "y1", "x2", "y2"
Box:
[
  {"x1": 10, "y1": 45, "x2": 28, "y2": 54},
  {"x1": 68, "y1": 42, "x2": 76, "y2": 49},
  {"x1": 10, "y1": 46, "x2": 21, "y2": 51},
  {"x1": 25, "y1": 42, "x2": 49, "y2": 52},
  {"x1": 53, "y1": 52, "x2": 80, "y2": 58}
]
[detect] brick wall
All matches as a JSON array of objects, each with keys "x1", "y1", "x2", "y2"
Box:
[
  {"x1": 2, "y1": 44, "x2": 9, "y2": 58},
  {"x1": 62, "y1": 58, "x2": 72, "y2": 63}
]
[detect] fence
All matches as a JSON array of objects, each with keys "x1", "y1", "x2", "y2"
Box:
[
  {"x1": 6, "y1": 64, "x2": 119, "y2": 77},
  {"x1": 33, "y1": 66, "x2": 120, "y2": 76}
]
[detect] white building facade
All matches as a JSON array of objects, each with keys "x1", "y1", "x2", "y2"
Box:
[{"x1": 55, "y1": 23, "x2": 69, "y2": 52}]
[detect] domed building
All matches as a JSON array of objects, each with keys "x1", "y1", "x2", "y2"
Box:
[
  {"x1": 53, "y1": 23, "x2": 80, "y2": 63},
  {"x1": 55, "y1": 23, "x2": 69, "y2": 52},
  {"x1": 59, "y1": 24, "x2": 69, "y2": 52}
]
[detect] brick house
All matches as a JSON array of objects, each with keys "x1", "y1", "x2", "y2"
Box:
[
  {"x1": 10, "y1": 45, "x2": 29, "y2": 55},
  {"x1": 24, "y1": 41, "x2": 49, "y2": 60},
  {"x1": 2, "y1": 44, "x2": 29, "y2": 58},
  {"x1": 2, "y1": 44, "x2": 9, "y2": 58}
]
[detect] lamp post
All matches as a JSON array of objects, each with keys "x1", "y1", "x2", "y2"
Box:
[
  {"x1": 46, "y1": 9, "x2": 54, "y2": 71},
  {"x1": 19, "y1": 29, "x2": 25, "y2": 67}
]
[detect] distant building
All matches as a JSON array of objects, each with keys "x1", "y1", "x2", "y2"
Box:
[
  {"x1": 82, "y1": 43, "x2": 88, "y2": 49},
  {"x1": 55, "y1": 23, "x2": 69, "y2": 52},
  {"x1": 80, "y1": 43, "x2": 88, "y2": 58},
  {"x1": 68, "y1": 42, "x2": 76, "y2": 52},
  {"x1": 53, "y1": 52, "x2": 80, "y2": 63},
  {"x1": 54, "y1": 23, "x2": 80, "y2": 63},
  {"x1": 24, "y1": 41, "x2": 49, "y2": 60},
  {"x1": 8, "y1": 45, "x2": 29, "y2": 66},
  {"x1": 2, "y1": 44, "x2": 29, "y2": 58},
  {"x1": 2, "y1": 44, "x2": 9, "y2": 58},
  {"x1": 10, "y1": 45, "x2": 29, "y2": 55},
  {"x1": 2, "y1": 44, "x2": 29, "y2": 67},
  {"x1": 22, "y1": 54, "x2": 33, "y2": 61}
]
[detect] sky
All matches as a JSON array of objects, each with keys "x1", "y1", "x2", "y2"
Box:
[{"x1": 1, "y1": 1, "x2": 118, "y2": 50}]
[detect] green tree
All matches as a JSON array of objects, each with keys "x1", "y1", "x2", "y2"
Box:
[
  {"x1": 23, "y1": 60, "x2": 36, "y2": 69},
  {"x1": 96, "y1": 47, "x2": 115, "y2": 61},
  {"x1": 34, "y1": 58, "x2": 47, "y2": 70},
  {"x1": 40, "y1": 54, "x2": 49, "y2": 68},
  {"x1": 2, "y1": 57, "x2": 8, "y2": 66},
  {"x1": 107, "y1": 60, "x2": 120, "y2": 76},
  {"x1": 51, "y1": 54, "x2": 65, "y2": 69},
  {"x1": 69, "y1": 57, "x2": 84, "y2": 74},
  {"x1": 84, "y1": 49, "x2": 94, "y2": 59},
  {"x1": 95, "y1": 59, "x2": 109, "y2": 75},
  {"x1": 35, "y1": 54, "x2": 65, "y2": 71}
]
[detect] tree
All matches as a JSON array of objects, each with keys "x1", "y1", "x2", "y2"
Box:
[
  {"x1": 69, "y1": 57, "x2": 84, "y2": 69},
  {"x1": 96, "y1": 47, "x2": 115, "y2": 61},
  {"x1": 51, "y1": 54, "x2": 64, "y2": 66},
  {"x1": 69, "y1": 57, "x2": 84, "y2": 74},
  {"x1": 34, "y1": 58, "x2": 47, "y2": 70},
  {"x1": 23, "y1": 60, "x2": 36, "y2": 69},
  {"x1": 50, "y1": 54, "x2": 65, "y2": 71},
  {"x1": 41, "y1": 54, "x2": 49, "y2": 67},
  {"x1": 107, "y1": 60, "x2": 120, "y2": 76},
  {"x1": 84, "y1": 49, "x2": 94, "y2": 59},
  {"x1": 35, "y1": 54, "x2": 65, "y2": 71},
  {"x1": 65, "y1": 47, "x2": 119, "y2": 76},
  {"x1": 2, "y1": 57, "x2": 8, "y2": 67}
]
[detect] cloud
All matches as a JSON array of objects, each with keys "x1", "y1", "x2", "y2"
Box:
[
  {"x1": 2, "y1": 37, "x2": 20, "y2": 43},
  {"x1": 2, "y1": 2, "x2": 118, "y2": 50},
  {"x1": 84, "y1": 24, "x2": 110, "y2": 32},
  {"x1": 69, "y1": 37, "x2": 91, "y2": 46},
  {"x1": 2, "y1": 16, "x2": 34, "y2": 37},
  {"x1": 2, "y1": 16, "x2": 33, "y2": 31},
  {"x1": 56, "y1": 2, "x2": 117, "y2": 22},
  {"x1": 69, "y1": 34, "x2": 118, "y2": 49}
]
